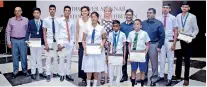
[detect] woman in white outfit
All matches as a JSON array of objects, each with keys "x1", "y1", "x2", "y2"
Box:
[{"x1": 82, "y1": 11, "x2": 106, "y2": 87}]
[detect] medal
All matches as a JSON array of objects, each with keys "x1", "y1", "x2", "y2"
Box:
[
  {"x1": 37, "y1": 32, "x2": 39, "y2": 34},
  {"x1": 182, "y1": 28, "x2": 184, "y2": 32},
  {"x1": 181, "y1": 13, "x2": 189, "y2": 33}
]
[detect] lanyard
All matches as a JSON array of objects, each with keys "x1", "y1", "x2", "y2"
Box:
[
  {"x1": 181, "y1": 12, "x2": 189, "y2": 29},
  {"x1": 113, "y1": 31, "x2": 120, "y2": 49},
  {"x1": 35, "y1": 20, "x2": 40, "y2": 34}
]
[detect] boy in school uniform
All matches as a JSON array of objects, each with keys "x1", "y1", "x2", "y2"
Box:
[
  {"x1": 128, "y1": 19, "x2": 150, "y2": 87},
  {"x1": 26, "y1": 7, "x2": 44, "y2": 80},
  {"x1": 107, "y1": 20, "x2": 126, "y2": 87}
]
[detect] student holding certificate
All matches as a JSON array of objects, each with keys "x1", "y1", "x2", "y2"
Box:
[
  {"x1": 128, "y1": 19, "x2": 150, "y2": 87},
  {"x1": 175, "y1": 2, "x2": 199, "y2": 86},
  {"x1": 57, "y1": 5, "x2": 75, "y2": 82},
  {"x1": 26, "y1": 7, "x2": 44, "y2": 80},
  {"x1": 82, "y1": 12, "x2": 106, "y2": 87},
  {"x1": 107, "y1": 20, "x2": 126, "y2": 87}
]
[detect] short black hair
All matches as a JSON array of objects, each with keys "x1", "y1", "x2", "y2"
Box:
[
  {"x1": 125, "y1": 8, "x2": 134, "y2": 15},
  {"x1": 33, "y1": 7, "x2": 41, "y2": 13},
  {"x1": 112, "y1": 20, "x2": 120, "y2": 25},
  {"x1": 64, "y1": 5, "x2": 71, "y2": 11},
  {"x1": 163, "y1": 3, "x2": 171, "y2": 7},
  {"x1": 49, "y1": 4, "x2": 56, "y2": 10},
  {"x1": 148, "y1": 8, "x2": 156, "y2": 14},
  {"x1": 91, "y1": 11, "x2": 99, "y2": 18},
  {"x1": 182, "y1": 1, "x2": 190, "y2": 6},
  {"x1": 81, "y1": 6, "x2": 90, "y2": 16},
  {"x1": 134, "y1": 19, "x2": 142, "y2": 25}
]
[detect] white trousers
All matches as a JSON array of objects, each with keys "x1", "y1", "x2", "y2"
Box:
[
  {"x1": 30, "y1": 46, "x2": 43, "y2": 74},
  {"x1": 108, "y1": 64, "x2": 122, "y2": 87},
  {"x1": 159, "y1": 39, "x2": 174, "y2": 80},
  {"x1": 59, "y1": 41, "x2": 74, "y2": 76},
  {"x1": 46, "y1": 42, "x2": 58, "y2": 75}
]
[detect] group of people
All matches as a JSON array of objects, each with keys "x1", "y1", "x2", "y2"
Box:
[{"x1": 6, "y1": 1, "x2": 199, "y2": 87}]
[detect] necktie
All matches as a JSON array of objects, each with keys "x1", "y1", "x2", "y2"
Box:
[
  {"x1": 52, "y1": 18, "x2": 56, "y2": 42},
  {"x1": 132, "y1": 32, "x2": 138, "y2": 50},
  {"x1": 112, "y1": 33, "x2": 117, "y2": 53},
  {"x1": 66, "y1": 19, "x2": 70, "y2": 42},
  {"x1": 91, "y1": 29, "x2": 95, "y2": 43},
  {"x1": 163, "y1": 15, "x2": 167, "y2": 29},
  {"x1": 36, "y1": 20, "x2": 40, "y2": 34}
]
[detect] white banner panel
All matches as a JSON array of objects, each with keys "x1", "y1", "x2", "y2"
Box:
[{"x1": 37, "y1": 1, "x2": 162, "y2": 22}]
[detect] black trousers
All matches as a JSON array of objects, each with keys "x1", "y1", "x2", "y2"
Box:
[
  {"x1": 122, "y1": 42, "x2": 129, "y2": 78},
  {"x1": 78, "y1": 42, "x2": 86, "y2": 80},
  {"x1": 175, "y1": 40, "x2": 192, "y2": 81}
]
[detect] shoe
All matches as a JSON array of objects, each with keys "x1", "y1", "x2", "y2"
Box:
[
  {"x1": 150, "y1": 81, "x2": 156, "y2": 86},
  {"x1": 12, "y1": 73, "x2": 17, "y2": 79},
  {"x1": 53, "y1": 74, "x2": 59, "y2": 78},
  {"x1": 46, "y1": 75, "x2": 51, "y2": 82},
  {"x1": 39, "y1": 73, "x2": 45, "y2": 78},
  {"x1": 120, "y1": 77, "x2": 128, "y2": 83},
  {"x1": 166, "y1": 80, "x2": 172, "y2": 86},
  {"x1": 23, "y1": 72, "x2": 30, "y2": 77},
  {"x1": 137, "y1": 77, "x2": 148, "y2": 83},
  {"x1": 31, "y1": 74, "x2": 36, "y2": 80},
  {"x1": 60, "y1": 76, "x2": 65, "y2": 82},
  {"x1": 154, "y1": 77, "x2": 164, "y2": 83},
  {"x1": 66, "y1": 75, "x2": 74, "y2": 81},
  {"x1": 183, "y1": 80, "x2": 189, "y2": 86}
]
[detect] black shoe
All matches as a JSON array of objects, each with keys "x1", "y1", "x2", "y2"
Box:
[
  {"x1": 120, "y1": 77, "x2": 128, "y2": 83},
  {"x1": 150, "y1": 81, "x2": 156, "y2": 86},
  {"x1": 31, "y1": 74, "x2": 36, "y2": 80},
  {"x1": 53, "y1": 74, "x2": 59, "y2": 78},
  {"x1": 23, "y1": 72, "x2": 30, "y2": 77},
  {"x1": 154, "y1": 77, "x2": 164, "y2": 83},
  {"x1": 60, "y1": 76, "x2": 65, "y2": 82},
  {"x1": 12, "y1": 73, "x2": 17, "y2": 79},
  {"x1": 66, "y1": 75, "x2": 74, "y2": 81},
  {"x1": 166, "y1": 80, "x2": 172, "y2": 86},
  {"x1": 46, "y1": 75, "x2": 51, "y2": 82},
  {"x1": 141, "y1": 80, "x2": 144, "y2": 86},
  {"x1": 39, "y1": 73, "x2": 45, "y2": 78},
  {"x1": 137, "y1": 77, "x2": 148, "y2": 83}
]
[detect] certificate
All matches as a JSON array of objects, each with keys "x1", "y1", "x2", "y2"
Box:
[
  {"x1": 57, "y1": 47, "x2": 69, "y2": 58},
  {"x1": 130, "y1": 50, "x2": 146, "y2": 62},
  {"x1": 108, "y1": 54, "x2": 123, "y2": 65},
  {"x1": 86, "y1": 43, "x2": 102, "y2": 55},
  {"x1": 177, "y1": 33, "x2": 193, "y2": 43},
  {"x1": 168, "y1": 41, "x2": 181, "y2": 50},
  {"x1": 27, "y1": 38, "x2": 41, "y2": 47}
]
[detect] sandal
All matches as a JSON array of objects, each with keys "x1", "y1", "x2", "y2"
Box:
[{"x1": 100, "y1": 76, "x2": 105, "y2": 84}]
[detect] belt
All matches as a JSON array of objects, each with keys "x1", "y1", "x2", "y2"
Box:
[
  {"x1": 169, "y1": 40, "x2": 174, "y2": 42},
  {"x1": 149, "y1": 41, "x2": 158, "y2": 44},
  {"x1": 11, "y1": 37, "x2": 25, "y2": 39}
]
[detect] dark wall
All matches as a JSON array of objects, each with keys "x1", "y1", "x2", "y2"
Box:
[
  {"x1": 0, "y1": 1, "x2": 36, "y2": 54},
  {"x1": 0, "y1": 1, "x2": 206, "y2": 57}
]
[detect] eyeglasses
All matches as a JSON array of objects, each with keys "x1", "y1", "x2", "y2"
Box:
[{"x1": 147, "y1": 12, "x2": 153, "y2": 14}]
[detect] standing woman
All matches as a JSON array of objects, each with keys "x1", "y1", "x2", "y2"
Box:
[
  {"x1": 100, "y1": 6, "x2": 113, "y2": 84},
  {"x1": 76, "y1": 6, "x2": 91, "y2": 84},
  {"x1": 82, "y1": 11, "x2": 106, "y2": 87}
]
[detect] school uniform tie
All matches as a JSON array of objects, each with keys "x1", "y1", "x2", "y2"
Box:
[
  {"x1": 132, "y1": 32, "x2": 138, "y2": 50},
  {"x1": 52, "y1": 18, "x2": 56, "y2": 42},
  {"x1": 112, "y1": 33, "x2": 117, "y2": 53},
  {"x1": 66, "y1": 19, "x2": 70, "y2": 42},
  {"x1": 163, "y1": 15, "x2": 167, "y2": 30},
  {"x1": 91, "y1": 29, "x2": 95, "y2": 43}
]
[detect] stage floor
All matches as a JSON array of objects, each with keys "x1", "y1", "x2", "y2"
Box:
[{"x1": 0, "y1": 54, "x2": 205, "y2": 87}]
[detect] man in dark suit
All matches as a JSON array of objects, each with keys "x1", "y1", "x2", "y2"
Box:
[{"x1": 25, "y1": 7, "x2": 44, "y2": 80}]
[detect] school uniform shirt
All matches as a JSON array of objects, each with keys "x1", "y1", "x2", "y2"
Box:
[
  {"x1": 42, "y1": 16, "x2": 60, "y2": 44},
  {"x1": 108, "y1": 30, "x2": 126, "y2": 54},
  {"x1": 157, "y1": 13, "x2": 176, "y2": 40},
  {"x1": 175, "y1": 12, "x2": 199, "y2": 39},
  {"x1": 127, "y1": 30, "x2": 150, "y2": 51},
  {"x1": 57, "y1": 17, "x2": 76, "y2": 44}
]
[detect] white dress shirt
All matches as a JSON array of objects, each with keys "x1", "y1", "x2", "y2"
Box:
[
  {"x1": 157, "y1": 13, "x2": 176, "y2": 40},
  {"x1": 175, "y1": 12, "x2": 199, "y2": 39},
  {"x1": 57, "y1": 17, "x2": 76, "y2": 44},
  {"x1": 43, "y1": 16, "x2": 60, "y2": 44},
  {"x1": 127, "y1": 30, "x2": 150, "y2": 51},
  {"x1": 108, "y1": 30, "x2": 126, "y2": 54}
]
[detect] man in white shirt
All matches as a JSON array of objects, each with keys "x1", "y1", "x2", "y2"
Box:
[
  {"x1": 154, "y1": 3, "x2": 178, "y2": 86},
  {"x1": 175, "y1": 2, "x2": 199, "y2": 86},
  {"x1": 57, "y1": 5, "x2": 75, "y2": 82},
  {"x1": 43, "y1": 4, "x2": 60, "y2": 82}
]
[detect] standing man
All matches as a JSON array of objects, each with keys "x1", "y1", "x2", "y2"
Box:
[
  {"x1": 26, "y1": 7, "x2": 45, "y2": 80},
  {"x1": 43, "y1": 4, "x2": 59, "y2": 82},
  {"x1": 154, "y1": 4, "x2": 178, "y2": 86},
  {"x1": 142, "y1": 8, "x2": 165, "y2": 86},
  {"x1": 120, "y1": 9, "x2": 134, "y2": 82},
  {"x1": 175, "y1": 2, "x2": 199, "y2": 86},
  {"x1": 57, "y1": 5, "x2": 75, "y2": 82},
  {"x1": 6, "y1": 7, "x2": 29, "y2": 78}
]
